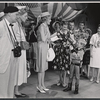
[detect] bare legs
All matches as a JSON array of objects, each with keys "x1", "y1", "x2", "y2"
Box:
[
  {"x1": 90, "y1": 67, "x2": 100, "y2": 83},
  {"x1": 58, "y1": 70, "x2": 67, "y2": 86},
  {"x1": 14, "y1": 85, "x2": 20, "y2": 95},
  {"x1": 37, "y1": 71, "x2": 47, "y2": 90}
]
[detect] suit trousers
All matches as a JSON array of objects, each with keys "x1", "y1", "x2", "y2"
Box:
[{"x1": 69, "y1": 64, "x2": 80, "y2": 85}]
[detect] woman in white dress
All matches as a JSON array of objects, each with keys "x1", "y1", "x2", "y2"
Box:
[
  {"x1": 89, "y1": 24, "x2": 100, "y2": 84},
  {"x1": 13, "y1": 9, "x2": 28, "y2": 97},
  {"x1": 36, "y1": 12, "x2": 51, "y2": 93}
]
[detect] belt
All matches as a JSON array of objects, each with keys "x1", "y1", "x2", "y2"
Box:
[{"x1": 71, "y1": 62, "x2": 80, "y2": 66}]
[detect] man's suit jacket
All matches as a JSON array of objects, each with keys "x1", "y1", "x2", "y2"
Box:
[{"x1": 0, "y1": 19, "x2": 14, "y2": 73}]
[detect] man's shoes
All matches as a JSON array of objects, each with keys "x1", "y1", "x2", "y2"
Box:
[
  {"x1": 63, "y1": 83, "x2": 72, "y2": 92},
  {"x1": 15, "y1": 93, "x2": 29, "y2": 98},
  {"x1": 74, "y1": 84, "x2": 79, "y2": 94}
]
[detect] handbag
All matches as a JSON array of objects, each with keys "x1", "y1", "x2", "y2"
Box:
[
  {"x1": 47, "y1": 47, "x2": 55, "y2": 61},
  {"x1": 20, "y1": 41, "x2": 30, "y2": 50}
]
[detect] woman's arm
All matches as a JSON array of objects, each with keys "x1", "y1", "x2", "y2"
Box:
[
  {"x1": 39, "y1": 25, "x2": 47, "y2": 42},
  {"x1": 50, "y1": 32, "x2": 57, "y2": 38},
  {"x1": 90, "y1": 44, "x2": 93, "y2": 57}
]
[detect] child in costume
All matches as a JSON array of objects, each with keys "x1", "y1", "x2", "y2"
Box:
[{"x1": 63, "y1": 39, "x2": 86, "y2": 94}]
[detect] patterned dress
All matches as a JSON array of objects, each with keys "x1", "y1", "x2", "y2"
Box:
[{"x1": 52, "y1": 31, "x2": 70, "y2": 71}]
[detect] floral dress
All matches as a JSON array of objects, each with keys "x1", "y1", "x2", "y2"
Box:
[{"x1": 52, "y1": 31, "x2": 70, "y2": 71}]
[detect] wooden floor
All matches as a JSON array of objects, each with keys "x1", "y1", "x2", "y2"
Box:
[{"x1": 19, "y1": 69, "x2": 100, "y2": 98}]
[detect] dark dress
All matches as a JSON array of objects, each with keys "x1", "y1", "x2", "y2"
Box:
[
  {"x1": 82, "y1": 36, "x2": 91, "y2": 65},
  {"x1": 52, "y1": 31, "x2": 70, "y2": 71}
]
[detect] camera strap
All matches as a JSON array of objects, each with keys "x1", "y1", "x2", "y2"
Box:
[{"x1": 5, "y1": 20, "x2": 17, "y2": 48}]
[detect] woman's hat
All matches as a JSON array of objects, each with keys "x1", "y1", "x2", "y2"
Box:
[
  {"x1": 52, "y1": 21, "x2": 60, "y2": 29},
  {"x1": 40, "y1": 12, "x2": 50, "y2": 17},
  {"x1": 86, "y1": 28, "x2": 92, "y2": 35}
]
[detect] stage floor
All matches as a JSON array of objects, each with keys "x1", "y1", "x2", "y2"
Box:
[{"x1": 19, "y1": 69, "x2": 100, "y2": 98}]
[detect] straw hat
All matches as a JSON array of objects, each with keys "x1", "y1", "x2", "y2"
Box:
[
  {"x1": 0, "y1": 12, "x2": 4, "y2": 18},
  {"x1": 40, "y1": 12, "x2": 50, "y2": 17},
  {"x1": 52, "y1": 21, "x2": 60, "y2": 29}
]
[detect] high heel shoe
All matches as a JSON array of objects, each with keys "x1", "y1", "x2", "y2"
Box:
[
  {"x1": 96, "y1": 80, "x2": 99, "y2": 84},
  {"x1": 36, "y1": 86, "x2": 46, "y2": 93},
  {"x1": 90, "y1": 77, "x2": 93, "y2": 82},
  {"x1": 42, "y1": 87, "x2": 49, "y2": 91}
]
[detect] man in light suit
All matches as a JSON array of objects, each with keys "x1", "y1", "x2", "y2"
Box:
[{"x1": 0, "y1": 6, "x2": 19, "y2": 98}]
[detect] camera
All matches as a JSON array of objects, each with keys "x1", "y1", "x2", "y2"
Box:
[{"x1": 12, "y1": 46, "x2": 21, "y2": 57}]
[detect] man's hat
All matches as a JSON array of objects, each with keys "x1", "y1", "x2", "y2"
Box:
[
  {"x1": 3, "y1": 6, "x2": 19, "y2": 13},
  {"x1": 0, "y1": 12, "x2": 4, "y2": 18}
]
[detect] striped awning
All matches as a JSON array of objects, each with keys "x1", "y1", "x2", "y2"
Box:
[
  {"x1": 30, "y1": 3, "x2": 86, "y2": 21},
  {"x1": 15, "y1": 3, "x2": 87, "y2": 21}
]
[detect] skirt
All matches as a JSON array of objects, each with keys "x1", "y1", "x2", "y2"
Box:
[{"x1": 35, "y1": 42, "x2": 48, "y2": 72}]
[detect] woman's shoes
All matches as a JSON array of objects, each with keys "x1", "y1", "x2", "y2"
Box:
[
  {"x1": 36, "y1": 86, "x2": 46, "y2": 93},
  {"x1": 15, "y1": 93, "x2": 28, "y2": 98},
  {"x1": 96, "y1": 80, "x2": 99, "y2": 84},
  {"x1": 62, "y1": 84, "x2": 67, "y2": 88},
  {"x1": 90, "y1": 77, "x2": 93, "y2": 82},
  {"x1": 42, "y1": 87, "x2": 49, "y2": 91},
  {"x1": 90, "y1": 77, "x2": 99, "y2": 84},
  {"x1": 57, "y1": 82, "x2": 61, "y2": 86}
]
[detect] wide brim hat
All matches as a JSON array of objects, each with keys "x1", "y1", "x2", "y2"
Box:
[
  {"x1": 52, "y1": 21, "x2": 60, "y2": 29},
  {"x1": 85, "y1": 28, "x2": 92, "y2": 35},
  {"x1": 40, "y1": 12, "x2": 51, "y2": 17}
]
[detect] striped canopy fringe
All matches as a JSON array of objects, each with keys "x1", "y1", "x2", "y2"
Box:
[{"x1": 15, "y1": 3, "x2": 42, "y2": 8}]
